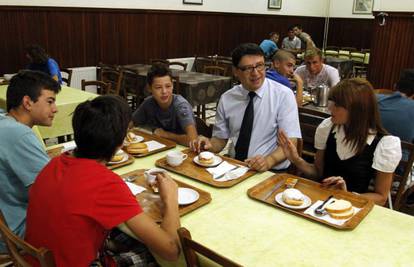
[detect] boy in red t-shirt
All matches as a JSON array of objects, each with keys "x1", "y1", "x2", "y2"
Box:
[{"x1": 25, "y1": 95, "x2": 181, "y2": 266}]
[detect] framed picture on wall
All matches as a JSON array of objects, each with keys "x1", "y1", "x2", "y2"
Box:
[
  {"x1": 183, "y1": 0, "x2": 203, "y2": 5},
  {"x1": 353, "y1": 0, "x2": 374, "y2": 14},
  {"x1": 268, "y1": 0, "x2": 282, "y2": 9}
]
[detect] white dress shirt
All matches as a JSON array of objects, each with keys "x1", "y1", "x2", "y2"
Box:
[
  {"x1": 213, "y1": 78, "x2": 302, "y2": 169},
  {"x1": 314, "y1": 118, "x2": 402, "y2": 173}
]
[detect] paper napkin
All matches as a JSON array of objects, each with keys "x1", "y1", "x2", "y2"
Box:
[{"x1": 207, "y1": 161, "x2": 249, "y2": 181}]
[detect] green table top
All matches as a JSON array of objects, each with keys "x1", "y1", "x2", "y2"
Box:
[
  {"x1": 0, "y1": 85, "x2": 97, "y2": 139},
  {"x1": 114, "y1": 145, "x2": 414, "y2": 267}
]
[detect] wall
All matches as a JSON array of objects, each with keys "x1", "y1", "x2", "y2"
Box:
[
  {"x1": 1, "y1": 0, "x2": 327, "y2": 17},
  {"x1": 374, "y1": 0, "x2": 414, "y2": 12}
]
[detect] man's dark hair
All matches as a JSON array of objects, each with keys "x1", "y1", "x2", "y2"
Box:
[
  {"x1": 147, "y1": 63, "x2": 173, "y2": 85},
  {"x1": 288, "y1": 25, "x2": 295, "y2": 31},
  {"x1": 231, "y1": 43, "x2": 264, "y2": 67},
  {"x1": 397, "y1": 69, "x2": 414, "y2": 97},
  {"x1": 7, "y1": 70, "x2": 61, "y2": 112},
  {"x1": 25, "y1": 44, "x2": 49, "y2": 64},
  {"x1": 72, "y1": 95, "x2": 132, "y2": 162}
]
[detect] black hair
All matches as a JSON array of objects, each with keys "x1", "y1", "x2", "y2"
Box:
[
  {"x1": 72, "y1": 95, "x2": 132, "y2": 161},
  {"x1": 25, "y1": 44, "x2": 49, "y2": 64},
  {"x1": 147, "y1": 63, "x2": 173, "y2": 86},
  {"x1": 288, "y1": 25, "x2": 295, "y2": 31},
  {"x1": 231, "y1": 43, "x2": 265, "y2": 67},
  {"x1": 6, "y1": 70, "x2": 61, "y2": 112},
  {"x1": 397, "y1": 69, "x2": 414, "y2": 97}
]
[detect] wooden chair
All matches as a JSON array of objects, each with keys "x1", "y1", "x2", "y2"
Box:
[
  {"x1": 195, "y1": 116, "x2": 213, "y2": 138},
  {"x1": 177, "y1": 227, "x2": 242, "y2": 267},
  {"x1": 298, "y1": 107, "x2": 330, "y2": 161},
  {"x1": 100, "y1": 68, "x2": 123, "y2": 96},
  {"x1": 81, "y1": 79, "x2": 112, "y2": 95},
  {"x1": 389, "y1": 141, "x2": 414, "y2": 210},
  {"x1": 350, "y1": 52, "x2": 367, "y2": 77},
  {"x1": 119, "y1": 68, "x2": 144, "y2": 110},
  {"x1": 0, "y1": 210, "x2": 56, "y2": 267},
  {"x1": 60, "y1": 68, "x2": 72, "y2": 86},
  {"x1": 195, "y1": 65, "x2": 227, "y2": 121},
  {"x1": 150, "y1": 59, "x2": 169, "y2": 65}
]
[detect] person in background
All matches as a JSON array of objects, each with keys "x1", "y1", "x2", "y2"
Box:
[
  {"x1": 279, "y1": 78, "x2": 401, "y2": 205},
  {"x1": 0, "y1": 70, "x2": 60, "y2": 252},
  {"x1": 292, "y1": 24, "x2": 315, "y2": 50},
  {"x1": 266, "y1": 50, "x2": 303, "y2": 106},
  {"x1": 282, "y1": 26, "x2": 302, "y2": 54},
  {"x1": 191, "y1": 43, "x2": 301, "y2": 172},
  {"x1": 294, "y1": 48, "x2": 340, "y2": 89},
  {"x1": 377, "y1": 71, "x2": 414, "y2": 205},
  {"x1": 26, "y1": 95, "x2": 181, "y2": 266},
  {"x1": 132, "y1": 64, "x2": 197, "y2": 146},
  {"x1": 259, "y1": 32, "x2": 280, "y2": 60},
  {"x1": 25, "y1": 44, "x2": 62, "y2": 84}
]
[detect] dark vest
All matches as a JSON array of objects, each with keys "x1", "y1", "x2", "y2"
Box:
[{"x1": 323, "y1": 127, "x2": 383, "y2": 193}]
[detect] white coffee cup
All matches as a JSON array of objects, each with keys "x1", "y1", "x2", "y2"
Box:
[
  {"x1": 144, "y1": 168, "x2": 166, "y2": 185},
  {"x1": 166, "y1": 151, "x2": 188, "y2": 167}
]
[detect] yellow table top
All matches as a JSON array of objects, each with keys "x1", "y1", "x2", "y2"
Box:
[
  {"x1": 114, "y1": 145, "x2": 414, "y2": 267},
  {"x1": 0, "y1": 85, "x2": 97, "y2": 139}
]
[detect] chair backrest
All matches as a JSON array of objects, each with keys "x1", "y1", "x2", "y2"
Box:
[
  {"x1": 0, "y1": 210, "x2": 56, "y2": 267},
  {"x1": 203, "y1": 65, "x2": 226, "y2": 76},
  {"x1": 169, "y1": 61, "x2": 188, "y2": 71},
  {"x1": 81, "y1": 79, "x2": 112, "y2": 95},
  {"x1": 60, "y1": 68, "x2": 72, "y2": 86},
  {"x1": 298, "y1": 107, "x2": 330, "y2": 159},
  {"x1": 391, "y1": 141, "x2": 414, "y2": 210},
  {"x1": 150, "y1": 59, "x2": 169, "y2": 65},
  {"x1": 324, "y1": 50, "x2": 339, "y2": 58},
  {"x1": 195, "y1": 116, "x2": 213, "y2": 138},
  {"x1": 350, "y1": 52, "x2": 366, "y2": 63},
  {"x1": 177, "y1": 227, "x2": 242, "y2": 267},
  {"x1": 172, "y1": 75, "x2": 181, "y2": 95},
  {"x1": 338, "y1": 50, "x2": 350, "y2": 59},
  {"x1": 100, "y1": 69, "x2": 123, "y2": 96}
]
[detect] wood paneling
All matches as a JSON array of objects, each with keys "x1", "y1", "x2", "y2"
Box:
[
  {"x1": 327, "y1": 17, "x2": 373, "y2": 50},
  {"x1": 369, "y1": 12, "x2": 414, "y2": 89},
  {"x1": 0, "y1": 6, "x2": 372, "y2": 75}
]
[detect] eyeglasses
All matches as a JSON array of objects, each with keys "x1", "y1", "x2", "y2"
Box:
[{"x1": 237, "y1": 63, "x2": 266, "y2": 73}]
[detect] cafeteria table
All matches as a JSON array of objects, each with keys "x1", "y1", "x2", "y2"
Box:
[
  {"x1": 0, "y1": 85, "x2": 98, "y2": 139},
  {"x1": 114, "y1": 145, "x2": 414, "y2": 267}
]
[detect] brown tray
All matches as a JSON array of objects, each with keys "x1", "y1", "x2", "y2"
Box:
[
  {"x1": 106, "y1": 153, "x2": 135, "y2": 170},
  {"x1": 155, "y1": 148, "x2": 257, "y2": 188},
  {"x1": 124, "y1": 129, "x2": 176, "y2": 158},
  {"x1": 247, "y1": 173, "x2": 374, "y2": 230},
  {"x1": 120, "y1": 169, "x2": 212, "y2": 222}
]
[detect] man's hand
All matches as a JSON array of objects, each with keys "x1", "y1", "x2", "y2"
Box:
[
  {"x1": 189, "y1": 135, "x2": 212, "y2": 154},
  {"x1": 245, "y1": 155, "x2": 270, "y2": 172},
  {"x1": 154, "y1": 128, "x2": 167, "y2": 138}
]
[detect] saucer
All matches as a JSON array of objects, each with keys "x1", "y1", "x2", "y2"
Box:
[
  {"x1": 275, "y1": 192, "x2": 312, "y2": 210},
  {"x1": 124, "y1": 135, "x2": 144, "y2": 145},
  {"x1": 178, "y1": 188, "x2": 199, "y2": 205},
  {"x1": 108, "y1": 152, "x2": 128, "y2": 165},
  {"x1": 193, "y1": 155, "x2": 223, "y2": 167}
]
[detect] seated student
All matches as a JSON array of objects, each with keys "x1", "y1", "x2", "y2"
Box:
[
  {"x1": 278, "y1": 78, "x2": 402, "y2": 205},
  {"x1": 377, "y1": 72, "x2": 414, "y2": 143},
  {"x1": 281, "y1": 26, "x2": 302, "y2": 54},
  {"x1": 25, "y1": 44, "x2": 63, "y2": 84},
  {"x1": 132, "y1": 64, "x2": 197, "y2": 146},
  {"x1": 25, "y1": 95, "x2": 181, "y2": 266},
  {"x1": 259, "y1": 32, "x2": 279, "y2": 60},
  {"x1": 292, "y1": 24, "x2": 315, "y2": 51},
  {"x1": 266, "y1": 50, "x2": 304, "y2": 106},
  {"x1": 191, "y1": 43, "x2": 301, "y2": 172},
  {"x1": 294, "y1": 47, "x2": 340, "y2": 89},
  {"x1": 0, "y1": 70, "x2": 60, "y2": 253}
]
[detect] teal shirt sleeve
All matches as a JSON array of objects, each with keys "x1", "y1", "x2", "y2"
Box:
[{"x1": 8, "y1": 132, "x2": 49, "y2": 187}]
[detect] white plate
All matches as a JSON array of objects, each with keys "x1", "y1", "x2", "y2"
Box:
[
  {"x1": 178, "y1": 188, "x2": 199, "y2": 205},
  {"x1": 108, "y1": 153, "x2": 129, "y2": 165},
  {"x1": 124, "y1": 135, "x2": 144, "y2": 145},
  {"x1": 275, "y1": 192, "x2": 312, "y2": 210},
  {"x1": 193, "y1": 155, "x2": 223, "y2": 167}
]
